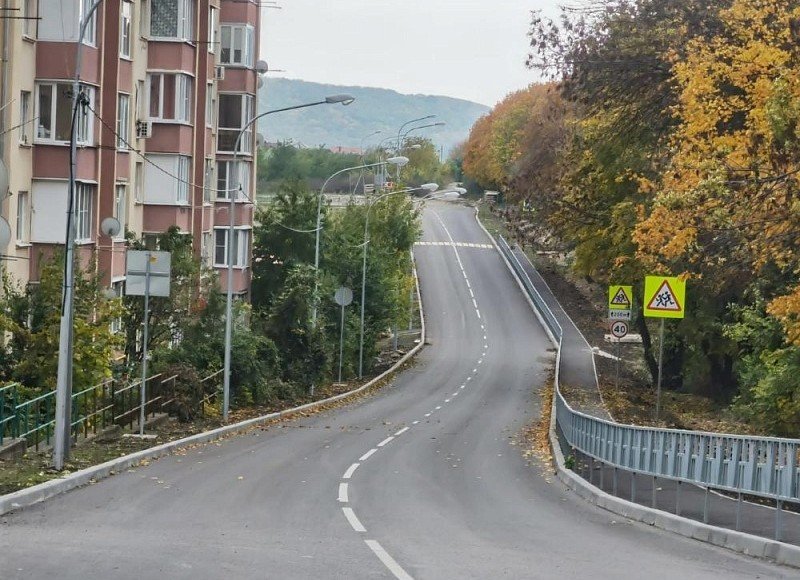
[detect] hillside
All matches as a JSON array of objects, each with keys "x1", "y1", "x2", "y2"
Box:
[{"x1": 257, "y1": 78, "x2": 490, "y2": 155}]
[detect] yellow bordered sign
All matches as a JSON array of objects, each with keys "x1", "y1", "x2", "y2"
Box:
[
  {"x1": 608, "y1": 285, "x2": 633, "y2": 311},
  {"x1": 644, "y1": 276, "x2": 686, "y2": 319}
]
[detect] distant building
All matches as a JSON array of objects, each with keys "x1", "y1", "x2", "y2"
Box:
[
  {"x1": 0, "y1": 0, "x2": 262, "y2": 298},
  {"x1": 328, "y1": 145, "x2": 361, "y2": 155}
]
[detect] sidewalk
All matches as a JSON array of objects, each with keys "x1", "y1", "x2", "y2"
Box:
[{"x1": 508, "y1": 244, "x2": 610, "y2": 420}]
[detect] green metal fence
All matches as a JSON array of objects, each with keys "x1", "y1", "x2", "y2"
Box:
[{"x1": 0, "y1": 370, "x2": 223, "y2": 451}]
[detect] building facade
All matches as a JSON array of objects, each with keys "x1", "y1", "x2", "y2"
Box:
[{"x1": 0, "y1": 0, "x2": 260, "y2": 297}]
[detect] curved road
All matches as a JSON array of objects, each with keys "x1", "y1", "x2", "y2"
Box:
[{"x1": 0, "y1": 202, "x2": 790, "y2": 578}]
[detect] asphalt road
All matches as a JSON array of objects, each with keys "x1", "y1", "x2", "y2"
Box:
[{"x1": 0, "y1": 202, "x2": 791, "y2": 579}]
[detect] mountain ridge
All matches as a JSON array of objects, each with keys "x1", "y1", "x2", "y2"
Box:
[{"x1": 257, "y1": 78, "x2": 490, "y2": 155}]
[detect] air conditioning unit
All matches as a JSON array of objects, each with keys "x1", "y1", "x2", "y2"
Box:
[
  {"x1": 214, "y1": 66, "x2": 225, "y2": 81},
  {"x1": 135, "y1": 120, "x2": 152, "y2": 139}
]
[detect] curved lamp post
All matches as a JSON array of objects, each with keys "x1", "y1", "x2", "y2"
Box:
[
  {"x1": 358, "y1": 183, "x2": 439, "y2": 378},
  {"x1": 396, "y1": 115, "x2": 436, "y2": 150},
  {"x1": 54, "y1": 0, "x2": 104, "y2": 470},
  {"x1": 311, "y1": 156, "x2": 409, "y2": 325},
  {"x1": 223, "y1": 94, "x2": 354, "y2": 421}
]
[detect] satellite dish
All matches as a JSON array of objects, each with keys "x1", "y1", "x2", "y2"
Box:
[
  {"x1": 100, "y1": 217, "x2": 122, "y2": 237},
  {"x1": 0, "y1": 160, "x2": 8, "y2": 201},
  {"x1": 0, "y1": 217, "x2": 11, "y2": 248},
  {"x1": 255, "y1": 60, "x2": 269, "y2": 74}
]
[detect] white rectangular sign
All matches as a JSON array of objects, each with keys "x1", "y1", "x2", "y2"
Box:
[
  {"x1": 125, "y1": 250, "x2": 171, "y2": 297},
  {"x1": 609, "y1": 309, "x2": 631, "y2": 320}
]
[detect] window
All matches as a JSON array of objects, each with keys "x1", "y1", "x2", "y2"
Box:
[
  {"x1": 134, "y1": 162, "x2": 144, "y2": 202},
  {"x1": 208, "y1": 7, "x2": 218, "y2": 54},
  {"x1": 204, "y1": 158, "x2": 214, "y2": 202},
  {"x1": 143, "y1": 154, "x2": 192, "y2": 205},
  {"x1": 150, "y1": 0, "x2": 194, "y2": 40},
  {"x1": 16, "y1": 191, "x2": 30, "y2": 243},
  {"x1": 117, "y1": 94, "x2": 130, "y2": 149},
  {"x1": 114, "y1": 184, "x2": 128, "y2": 235},
  {"x1": 22, "y1": 0, "x2": 36, "y2": 38},
  {"x1": 140, "y1": 0, "x2": 149, "y2": 38},
  {"x1": 148, "y1": 73, "x2": 193, "y2": 122},
  {"x1": 120, "y1": 1, "x2": 132, "y2": 57},
  {"x1": 75, "y1": 182, "x2": 94, "y2": 242},
  {"x1": 177, "y1": 156, "x2": 190, "y2": 203},
  {"x1": 216, "y1": 160, "x2": 250, "y2": 200},
  {"x1": 206, "y1": 82, "x2": 214, "y2": 127},
  {"x1": 214, "y1": 228, "x2": 250, "y2": 268},
  {"x1": 80, "y1": 0, "x2": 97, "y2": 46},
  {"x1": 110, "y1": 281, "x2": 124, "y2": 333},
  {"x1": 35, "y1": 82, "x2": 94, "y2": 144},
  {"x1": 218, "y1": 94, "x2": 254, "y2": 152},
  {"x1": 19, "y1": 91, "x2": 31, "y2": 144},
  {"x1": 220, "y1": 25, "x2": 255, "y2": 67}
]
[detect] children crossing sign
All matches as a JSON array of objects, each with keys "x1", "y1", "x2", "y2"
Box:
[
  {"x1": 644, "y1": 276, "x2": 686, "y2": 319},
  {"x1": 608, "y1": 285, "x2": 633, "y2": 310}
]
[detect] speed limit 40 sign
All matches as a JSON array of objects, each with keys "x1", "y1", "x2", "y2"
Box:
[{"x1": 610, "y1": 320, "x2": 629, "y2": 339}]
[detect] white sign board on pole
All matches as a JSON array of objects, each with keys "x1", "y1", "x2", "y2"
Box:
[{"x1": 126, "y1": 250, "x2": 171, "y2": 297}]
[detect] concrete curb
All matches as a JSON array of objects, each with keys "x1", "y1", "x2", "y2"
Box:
[
  {"x1": 474, "y1": 207, "x2": 800, "y2": 569},
  {"x1": 0, "y1": 258, "x2": 427, "y2": 517}
]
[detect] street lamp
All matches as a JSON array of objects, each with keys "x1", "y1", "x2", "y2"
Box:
[
  {"x1": 222, "y1": 94, "x2": 354, "y2": 422},
  {"x1": 311, "y1": 156, "x2": 409, "y2": 325},
  {"x1": 54, "y1": 0, "x2": 104, "y2": 470},
  {"x1": 358, "y1": 183, "x2": 438, "y2": 378},
  {"x1": 402, "y1": 122, "x2": 446, "y2": 142},
  {"x1": 396, "y1": 115, "x2": 436, "y2": 150}
]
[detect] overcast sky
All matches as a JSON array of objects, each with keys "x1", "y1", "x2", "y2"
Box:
[{"x1": 261, "y1": 1, "x2": 561, "y2": 107}]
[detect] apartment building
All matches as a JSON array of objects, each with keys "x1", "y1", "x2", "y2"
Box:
[{"x1": 0, "y1": 0, "x2": 260, "y2": 297}]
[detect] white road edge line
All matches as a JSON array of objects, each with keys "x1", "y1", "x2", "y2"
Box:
[
  {"x1": 342, "y1": 507, "x2": 366, "y2": 532},
  {"x1": 412, "y1": 420, "x2": 420, "y2": 425},
  {"x1": 425, "y1": 413, "x2": 431, "y2": 417},
  {"x1": 360, "y1": 448, "x2": 378, "y2": 461},
  {"x1": 338, "y1": 483, "x2": 349, "y2": 503},
  {"x1": 377, "y1": 436, "x2": 395, "y2": 447},
  {"x1": 365, "y1": 539, "x2": 414, "y2": 580},
  {"x1": 343, "y1": 463, "x2": 360, "y2": 479},
  {"x1": 435, "y1": 406, "x2": 442, "y2": 410},
  {"x1": 476, "y1": 309, "x2": 481, "y2": 319},
  {"x1": 395, "y1": 427, "x2": 410, "y2": 436}
]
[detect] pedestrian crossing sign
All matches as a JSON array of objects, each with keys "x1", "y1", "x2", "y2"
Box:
[
  {"x1": 608, "y1": 285, "x2": 633, "y2": 310},
  {"x1": 644, "y1": 276, "x2": 686, "y2": 319}
]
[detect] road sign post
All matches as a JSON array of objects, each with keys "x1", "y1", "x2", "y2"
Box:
[
  {"x1": 126, "y1": 251, "x2": 171, "y2": 435},
  {"x1": 643, "y1": 275, "x2": 687, "y2": 420},
  {"x1": 334, "y1": 286, "x2": 354, "y2": 383},
  {"x1": 610, "y1": 320, "x2": 629, "y2": 391}
]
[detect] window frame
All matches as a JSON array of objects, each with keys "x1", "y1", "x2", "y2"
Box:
[
  {"x1": 117, "y1": 93, "x2": 131, "y2": 150},
  {"x1": 114, "y1": 183, "x2": 128, "y2": 238},
  {"x1": 22, "y1": 0, "x2": 37, "y2": 39},
  {"x1": 35, "y1": 81, "x2": 95, "y2": 145},
  {"x1": 217, "y1": 93, "x2": 254, "y2": 154},
  {"x1": 208, "y1": 6, "x2": 218, "y2": 54},
  {"x1": 219, "y1": 24, "x2": 255, "y2": 67},
  {"x1": 80, "y1": 0, "x2": 97, "y2": 47},
  {"x1": 147, "y1": 72, "x2": 193, "y2": 124},
  {"x1": 216, "y1": 159, "x2": 250, "y2": 201},
  {"x1": 176, "y1": 156, "x2": 190, "y2": 204},
  {"x1": 120, "y1": 0, "x2": 133, "y2": 58},
  {"x1": 149, "y1": 0, "x2": 195, "y2": 41},
  {"x1": 16, "y1": 191, "x2": 30, "y2": 244},
  {"x1": 19, "y1": 91, "x2": 31, "y2": 145},
  {"x1": 213, "y1": 227, "x2": 250, "y2": 268},
  {"x1": 74, "y1": 182, "x2": 94, "y2": 243}
]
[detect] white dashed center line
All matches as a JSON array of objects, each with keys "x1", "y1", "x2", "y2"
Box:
[
  {"x1": 342, "y1": 507, "x2": 366, "y2": 532},
  {"x1": 377, "y1": 436, "x2": 394, "y2": 447},
  {"x1": 360, "y1": 448, "x2": 378, "y2": 461},
  {"x1": 343, "y1": 463, "x2": 360, "y2": 479},
  {"x1": 338, "y1": 483, "x2": 349, "y2": 503},
  {"x1": 395, "y1": 427, "x2": 409, "y2": 436},
  {"x1": 365, "y1": 540, "x2": 414, "y2": 580}
]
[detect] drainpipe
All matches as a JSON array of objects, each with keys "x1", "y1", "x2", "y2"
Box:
[{"x1": 0, "y1": 0, "x2": 11, "y2": 159}]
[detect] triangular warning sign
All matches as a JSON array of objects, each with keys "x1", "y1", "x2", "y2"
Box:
[
  {"x1": 646, "y1": 280, "x2": 682, "y2": 312},
  {"x1": 610, "y1": 287, "x2": 631, "y2": 307}
]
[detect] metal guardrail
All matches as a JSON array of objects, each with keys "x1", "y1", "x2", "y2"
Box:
[{"x1": 497, "y1": 236, "x2": 800, "y2": 519}]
